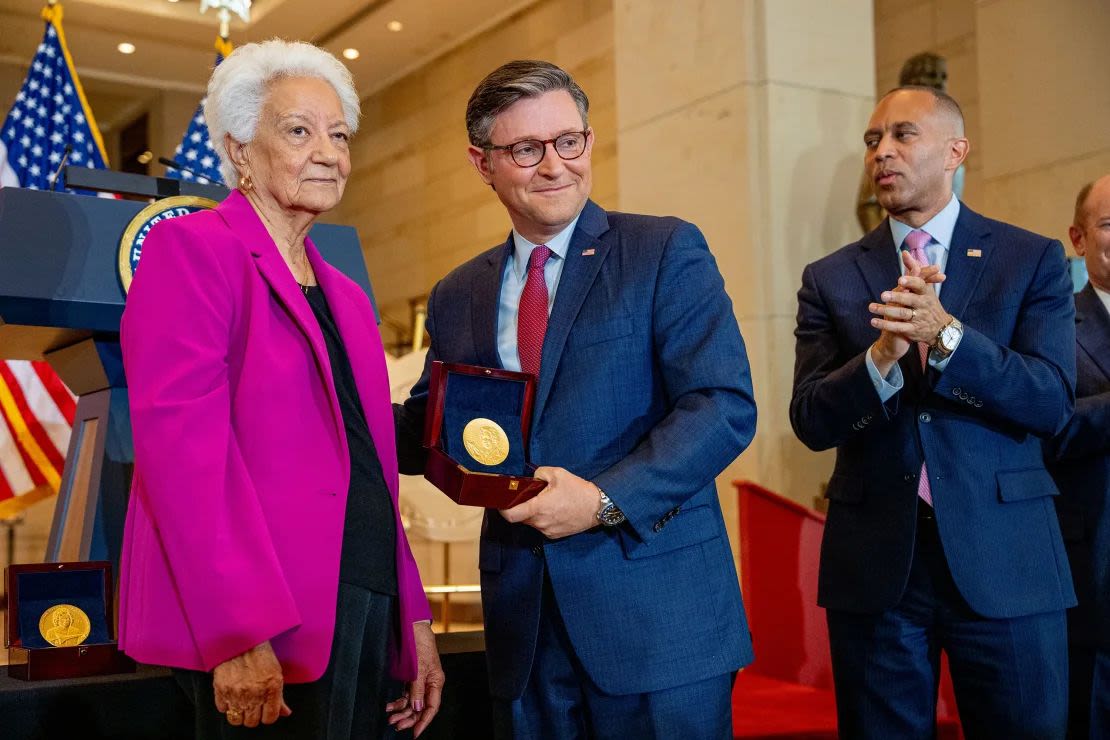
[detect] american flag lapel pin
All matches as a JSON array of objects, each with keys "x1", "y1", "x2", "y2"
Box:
[
  {"x1": 581, "y1": 248, "x2": 596, "y2": 256},
  {"x1": 966, "y1": 248, "x2": 982, "y2": 258}
]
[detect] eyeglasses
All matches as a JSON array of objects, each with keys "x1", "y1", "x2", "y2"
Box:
[{"x1": 485, "y1": 130, "x2": 590, "y2": 168}]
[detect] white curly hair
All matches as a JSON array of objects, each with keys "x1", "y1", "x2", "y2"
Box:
[{"x1": 204, "y1": 39, "x2": 361, "y2": 188}]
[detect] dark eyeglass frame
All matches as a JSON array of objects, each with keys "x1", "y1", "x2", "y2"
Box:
[{"x1": 485, "y1": 130, "x2": 591, "y2": 168}]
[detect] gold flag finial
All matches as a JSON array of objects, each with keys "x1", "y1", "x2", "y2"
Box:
[{"x1": 42, "y1": 0, "x2": 61, "y2": 23}]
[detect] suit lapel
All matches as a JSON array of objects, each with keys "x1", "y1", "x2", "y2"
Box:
[
  {"x1": 855, "y1": 223, "x2": 925, "y2": 382},
  {"x1": 855, "y1": 221, "x2": 901, "y2": 302},
  {"x1": 312, "y1": 247, "x2": 399, "y2": 498},
  {"x1": 215, "y1": 193, "x2": 345, "y2": 451},
  {"x1": 1076, "y1": 283, "x2": 1110, "y2": 382},
  {"x1": 471, "y1": 239, "x2": 512, "y2": 369},
  {"x1": 938, "y1": 205, "x2": 991, "y2": 319},
  {"x1": 533, "y1": 201, "x2": 610, "y2": 419}
]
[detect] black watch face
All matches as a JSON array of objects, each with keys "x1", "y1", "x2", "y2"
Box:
[{"x1": 599, "y1": 507, "x2": 625, "y2": 526}]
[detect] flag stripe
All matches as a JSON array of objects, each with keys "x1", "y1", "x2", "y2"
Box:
[
  {"x1": 0, "y1": 380, "x2": 51, "y2": 490},
  {"x1": 0, "y1": 415, "x2": 29, "y2": 498},
  {"x1": 11, "y1": 361, "x2": 71, "y2": 457},
  {"x1": 32, "y1": 360, "x2": 76, "y2": 425},
  {"x1": 0, "y1": 362, "x2": 66, "y2": 473},
  {"x1": 33, "y1": 361, "x2": 76, "y2": 425},
  {"x1": 0, "y1": 363, "x2": 63, "y2": 489},
  {"x1": 0, "y1": 382, "x2": 35, "y2": 496},
  {"x1": 0, "y1": 463, "x2": 14, "y2": 499}
]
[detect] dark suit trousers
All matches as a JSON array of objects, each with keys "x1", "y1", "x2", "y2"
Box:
[
  {"x1": 174, "y1": 583, "x2": 408, "y2": 739},
  {"x1": 1067, "y1": 643, "x2": 1094, "y2": 739},
  {"x1": 1091, "y1": 650, "x2": 1110, "y2": 740},
  {"x1": 827, "y1": 505, "x2": 1069, "y2": 740},
  {"x1": 492, "y1": 571, "x2": 732, "y2": 740}
]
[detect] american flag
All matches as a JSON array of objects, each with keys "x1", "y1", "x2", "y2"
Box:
[
  {"x1": 164, "y1": 37, "x2": 231, "y2": 185},
  {"x1": 0, "y1": 3, "x2": 102, "y2": 513},
  {"x1": 0, "y1": 5, "x2": 107, "y2": 191}
]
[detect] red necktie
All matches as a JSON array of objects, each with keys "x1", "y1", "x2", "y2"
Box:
[
  {"x1": 904, "y1": 228, "x2": 934, "y2": 506},
  {"x1": 517, "y1": 245, "x2": 551, "y2": 376}
]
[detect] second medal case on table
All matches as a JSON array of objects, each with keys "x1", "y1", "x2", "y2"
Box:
[{"x1": 5, "y1": 560, "x2": 135, "y2": 680}]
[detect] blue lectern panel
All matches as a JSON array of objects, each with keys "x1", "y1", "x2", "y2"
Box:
[{"x1": 0, "y1": 187, "x2": 376, "y2": 335}]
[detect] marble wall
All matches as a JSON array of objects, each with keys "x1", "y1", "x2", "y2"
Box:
[
  {"x1": 875, "y1": 0, "x2": 1110, "y2": 248},
  {"x1": 613, "y1": 0, "x2": 876, "y2": 550}
]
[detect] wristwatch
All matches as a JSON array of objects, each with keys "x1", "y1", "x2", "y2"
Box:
[
  {"x1": 596, "y1": 487, "x2": 626, "y2": 527},
  {"x1": 931, "y1": 317, "x2": 963, "y2": 360}
]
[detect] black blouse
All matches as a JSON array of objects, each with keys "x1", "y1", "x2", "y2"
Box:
[{"x1": 304, "y1": 285, "x2": 397, "y2": 596}]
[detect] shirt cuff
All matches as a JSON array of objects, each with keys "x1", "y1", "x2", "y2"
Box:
[{"x1": 866, "y1": 347, "x2": 904, "y2": 402}]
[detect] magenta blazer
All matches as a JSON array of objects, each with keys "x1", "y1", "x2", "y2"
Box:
[{"x1": 118, "y1": 190, "x2": 431, "y2": 683}]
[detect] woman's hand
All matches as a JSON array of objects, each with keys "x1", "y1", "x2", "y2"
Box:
[
  {"x1": 213, "y1": 640, "x2": 292, "y2": 728},
  {"x1": 386, "y1": 622, "x2": 445, "y2": 737}
]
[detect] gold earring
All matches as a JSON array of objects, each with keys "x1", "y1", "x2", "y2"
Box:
[{"x1": 238, "y1": 173, "x2": 253, "y2": 193}]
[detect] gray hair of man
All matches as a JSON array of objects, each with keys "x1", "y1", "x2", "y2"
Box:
[
  {"x1": 465, "y1": 60, "x2": 589, "y2": 148},
  {"x1": 204, "y1": 39, "x2": 361, "y2": 188}
]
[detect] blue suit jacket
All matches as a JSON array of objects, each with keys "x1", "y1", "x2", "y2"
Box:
[
  {"x1": 791, "y1": 204, "x2": 1077, "y2": 619},
  {"x1": 396, "y1": 200, "x2": 756, "y2": 698},
  {"x1": 1046, "y1": 283, "x2": 1110, "y2": 651}
]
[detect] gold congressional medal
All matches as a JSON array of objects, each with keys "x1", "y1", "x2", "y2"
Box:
[
  {"x1": 38, "y1": 604, "x2": 92, "y2": 647},
  {"x1": 462, "y1": 418, "x2": 510, "y2": 466}
]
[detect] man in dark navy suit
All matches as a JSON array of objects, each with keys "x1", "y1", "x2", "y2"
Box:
[
  {"x1": 791, "y1": 86, "x2": 1076, "y2": 739},
  {"x1": 395, "y1": 61, "x2": 757, "y2": 739},
  {"x1": 1047, "y1": 175, "x2": 1110, "y2": 740}
]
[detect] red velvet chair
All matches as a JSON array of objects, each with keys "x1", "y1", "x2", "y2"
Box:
[{"x1": 732, "y1": 480, "x2": 963, "y2": 739}]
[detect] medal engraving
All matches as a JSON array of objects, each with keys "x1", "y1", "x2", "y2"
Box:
[
  {"x1": 462, "y1": 418, "x2": 510, "y2": 466},
  {"x1": 38, "y1": 604, "x2": 92, "y2": 647}
]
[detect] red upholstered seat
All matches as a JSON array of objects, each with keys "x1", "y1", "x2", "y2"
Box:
[{"x1": 731, "y1": 481, "x2": 963, "y2": 739}]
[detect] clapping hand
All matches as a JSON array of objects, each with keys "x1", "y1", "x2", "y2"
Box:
[{"x1": 867, "y1": 251, "x2": 949, "y2": 375}]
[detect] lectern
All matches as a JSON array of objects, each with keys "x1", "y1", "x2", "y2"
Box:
[{"x1": 0, "y1": 168, "x2": 375, "y2": 568}]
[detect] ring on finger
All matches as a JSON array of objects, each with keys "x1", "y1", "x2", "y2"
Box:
[
  {"x1": 909, "y1": 308, "x2": 917, "y2": 321},
  {"x1": 226, "y1": 709, "x2": 243, "y2": 723}
]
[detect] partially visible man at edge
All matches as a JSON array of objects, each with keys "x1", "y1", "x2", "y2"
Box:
[
  {"x1": 1046, "y1": 175, "x2": 1110, "y2": 740},
  {"x1": 395, "y1": 60, "x2": 757, "y2": 739}
]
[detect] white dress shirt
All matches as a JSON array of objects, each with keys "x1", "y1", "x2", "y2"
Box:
[{"x1": 496, "y1": 213, "x2": 582, "y2": 372}]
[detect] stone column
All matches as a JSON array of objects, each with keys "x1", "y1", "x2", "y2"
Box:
[
  {"x1": 612, "y1": 0, "x2": 876, "y2": 553},
  {"x1": 974, "y1": 0, "x2": 1110, "y2": 245}
]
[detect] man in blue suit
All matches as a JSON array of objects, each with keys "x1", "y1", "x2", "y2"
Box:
[
  {"x1": 791, "y1": 86, "x2": 1076, "y2": 739},
  {"x1": 1046, "y1": 175, "x2": 1110, "y2": 740},
  {"x1": 395, "y1": 60, "x2": 756, "y2": 738}
]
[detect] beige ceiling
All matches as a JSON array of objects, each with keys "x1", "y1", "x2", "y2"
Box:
[{"x1": 0, "y1": 0, "x2": 537, "y2": 129}]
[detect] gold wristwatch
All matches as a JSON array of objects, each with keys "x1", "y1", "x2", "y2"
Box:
[{"x1": 931, "y1": 317, "x2": 963, "y2": 360}]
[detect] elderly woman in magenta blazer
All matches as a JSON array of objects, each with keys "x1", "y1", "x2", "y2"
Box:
[{"x1": 117, "y1": 40, "x2": 441, "y2": 737}]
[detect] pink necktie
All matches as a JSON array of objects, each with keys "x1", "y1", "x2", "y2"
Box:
[
  {"x1": 903, "y1": 229, "x2": 934, "y2": 506},
  {"x1": 517, "y1": 245, "x2": 551, "y2": 377}
]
